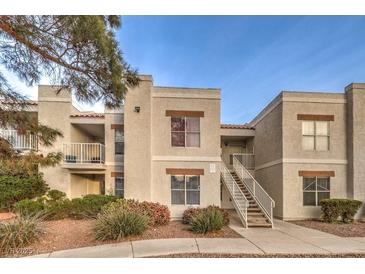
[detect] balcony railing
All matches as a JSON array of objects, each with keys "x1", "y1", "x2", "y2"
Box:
[
  {"x1": 232, "y1": 153, "x2": 255, "y2": 169},
  {"x1": 62, "y1": 143, "x2": 105, "y2": 164},
  {"x1": 0, "y1": 129, "x2": 37, "y2": 150}
]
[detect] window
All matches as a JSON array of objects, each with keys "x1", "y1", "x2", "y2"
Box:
[
  {"x1": 303, "y1": 177, "x2": 330, "y2": 206},
  {"x1": 115, "y1": 177, "x2": 124, "y2": 198},
  {"x1": 229, "y1": 155, "x2": 233, "y2": 165},
  {"x1": 171, "y1": 117, "x2": 200, "y2": 147},
  {"x1": 171, "y1": 175, "x2": 200, "y2": 205},
  {"x1": 302, "y1": 121, "x2": 329, "y2": 151},
  {"x1": 115, "y1": 129, "x2": 124, "y2": 155}
]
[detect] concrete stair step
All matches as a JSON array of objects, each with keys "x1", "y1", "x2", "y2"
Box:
[
  {"x1": 247, "y1": 208, "x2": 261, "y2": 212},
  {"x1": 248, "y1": 223, "x2": 272, "y2": 228},
  {"x1": 247, "y1": 212, "x2": 265, "y2": 217}
]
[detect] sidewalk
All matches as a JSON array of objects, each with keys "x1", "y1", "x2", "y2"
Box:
[{"x1": 27, "y1": 217, "x2": 365, "y2": 258}]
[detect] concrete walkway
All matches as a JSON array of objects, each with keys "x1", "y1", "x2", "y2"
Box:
[
  {"x1": 27, "y1": 216, "x2": 365, "y2": 258},
  {"x1": 229, "y1": 213, "x2": 365, "y2": 254}
]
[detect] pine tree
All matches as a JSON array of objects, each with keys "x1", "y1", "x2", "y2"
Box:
[{"x1": 0, "y1": 16, "x2": 139, "y2": 172}]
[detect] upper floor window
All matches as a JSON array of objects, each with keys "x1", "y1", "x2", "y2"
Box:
[
  {"x1": 302, "y1": 121, "x2": 329, "y2": 151},
  {"x1": 115, "y1": 129, "x2": 124, "y2": 155},
  {"x1": 171, "y1": 117, "x2": 200, "y2": 147},
  {"x1": 303, "y1": 177, "x2": 330, "y2": 206}
]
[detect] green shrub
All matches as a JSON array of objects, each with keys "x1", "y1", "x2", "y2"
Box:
[
  {"x1": 0, "y1": 175, "x2": 49, "y2": 209},
  {"x1": 46, "y1": 189, "x2": 66, "y2": 201},
  {"x1": 339, "y1": 199, "x2": 362, "y2": 223},
  {"x1": 190, "y1": 207, "x2": 225, "y2": 234},
  {"x1": 94, "y1": 209, "x2": 148, "y2": 241},
  {"x1": 206, "y1": 206, "x2": 230, "y2": 225},
  {"x1": 14, "y1": 199, "x2": 45, "y2": 217},
  {"x1": 320, "y1": 199, "x2": 362, "y2": 223},
  {"x1": 0, "y1": 215, "x2": 43, "y2": 255},
  {"x1": 68, "y1": 194, "x2": 118, "y2": 219},
  {"x1": 182, "y1": 206, "x2": 229, "y2": 225},
  {"x1": 44, "y1": 199, "x2": 72, "y2": 220},
  {"x1": 102, "y1": 199, "x2": 170, "y2": 226}
]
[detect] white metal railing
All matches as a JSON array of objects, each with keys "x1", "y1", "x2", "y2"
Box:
[
  {"x1": 62, "y1": 143, "x2": 105, "y2": 164},
  {"x1": 233, "y1": 154, "x2": 275, "y2": 227},
  {"x1": 220, "y1": 162, "x2": 249, "y2": 228},
  {"x1": 233, "y1": 153, "x2": 255, "y2": 169},
  {"x1": 0, "y1": 129, "x2": 37, "y2": 150}
]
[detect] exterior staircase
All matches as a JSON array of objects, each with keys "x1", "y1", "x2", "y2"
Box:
[
  {"x1": 230, "y1": 171, "x2": 272, "y2": 228},
  {"x1": 220, "y1": 154, "x2": 275, "y2": 228}
]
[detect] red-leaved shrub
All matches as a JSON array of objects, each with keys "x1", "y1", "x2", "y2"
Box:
[
  {"x1": 182, "y1": 207, "x2": 201, "y2": 224},
  {"x1": 139, "y1": 201, "x2": 170, "y2": 226}
]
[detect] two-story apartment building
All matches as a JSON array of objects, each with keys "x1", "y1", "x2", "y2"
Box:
[{"x1": 2, "y1": 75, "x2": 365, "y2": 226}]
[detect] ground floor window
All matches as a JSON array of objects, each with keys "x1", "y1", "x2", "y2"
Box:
[
  {"x1": 171, "y1": 175, "x2": 200, "y2": 205},
  {"x1": 115, "y1": 177, "x2": 124, "y2": 198},
  {"x1": 303, "y1": 176, "x2": 330, "y2": 206}
]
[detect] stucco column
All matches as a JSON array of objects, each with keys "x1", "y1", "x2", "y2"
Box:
[{"x1": 346, "y1": 83, "x2": 365, "y2": 218}]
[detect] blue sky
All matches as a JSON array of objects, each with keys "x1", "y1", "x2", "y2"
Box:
[
  {"x1": 118, "y1": 16, "x2": 365, "y2": 123},
  {"x1": 10, "y1": 16, "x2": 365, "y2": 124}
]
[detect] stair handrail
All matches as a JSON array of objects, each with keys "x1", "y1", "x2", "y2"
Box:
[
  {"x1": 233, "y1": 154, "x2": 275, "y2": 227},
  {"x1": 220, "y1": 162, "x2": 249, "y2": 228}
]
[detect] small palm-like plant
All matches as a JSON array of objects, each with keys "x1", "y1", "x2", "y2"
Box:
[
  {"x1": 190, "y1": 207, "x2": 224, "y2": 234},
  {"x1": 94, "y1": 209, "x2": 148, "y2": 241},
  {"x1": 0, "y1": 215, "x2": 43, "y2": 255}
]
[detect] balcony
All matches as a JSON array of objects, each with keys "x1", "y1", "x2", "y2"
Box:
[
  {"x1": 0, "y1": 129, "x2": 37, "y2": 151},
  {"x1": 62, "y1": 143, "x2": 105, "y2": 170}
]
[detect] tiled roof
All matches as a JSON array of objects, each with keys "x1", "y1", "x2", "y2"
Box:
[
  {"x1": 70, "y1": 113, "x2": 105, "y2": 118},
  {"x1": 0, "y1": 100, "x2": 38, "y2": 105},
  {"x1": 221, "y1": 124, "x2": 254, "y2": 130}
]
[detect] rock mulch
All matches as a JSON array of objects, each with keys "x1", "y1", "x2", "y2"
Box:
[
  {"x1": 291, "y1": 220, "x2": 365, "y2": 237},
  {"x1": 16, "y1": 219, "x2": 241, "y2": 257},
  {"x1": 0, "y1": 212, "x2": 16, "y2": 221},
  {"x1": 150, "y1": 252, "x2": 365, "y2": 258}
]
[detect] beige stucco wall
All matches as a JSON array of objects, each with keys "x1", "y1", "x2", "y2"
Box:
[
  {"x1": 250, "y1": 99, "x2": 284, "y2": 218},
  {"x1": 124, "y1": 76, "x2": 153, "y2": 201},
  {"x1": 151, "y1": 86, "x2": 221, "y2": 218},
  {"x1": 255, "y1": 164, "x2": 283, "y2": 218},
  {"x1": 124, "y1": 77, "x2": 221, "y2": 217},
  {"x1": 250, "y1": 91, "x2": 352, "y2": 220},
  {"x1": 38, "y1": 85, "x2": 72, "y2": 196},
  {"x1": 280, "y1": 92, "x2": 348, "y2": 219},
  {"x1": 282, "y1": 163, "x2": 347, "y2": 220},
  {"x1": 151, "y1": 161, "x2": 220, "y2": 217},
  {"x1": 37, "y1": 85, "x2": 110, "y2": 198},
  {"x1": 282, "y1": 92, "x2": 347, "y2": 160},
  {"x1": 346, "y1": 84, "x2": 365, "y2": 217}
]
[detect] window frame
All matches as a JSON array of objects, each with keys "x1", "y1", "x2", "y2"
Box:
[
  {"x1": 171, "y1": 175, "x2": 200, "y2": 205},
  {"x1": 115, "y1": 176, "x2": 124, "y2": 198},
  {"x1": 303, "y1": 176, "x2": 330, "y2": 206},
  {"x1": 302, "y1": 121, "x2": 330, "y2": 151},
  {"x1": 171, "y1": 116, "x2": 200, "y2": 148},
  {"x1": 115, "y1": 128, "x2": 124, "y2": 155}
]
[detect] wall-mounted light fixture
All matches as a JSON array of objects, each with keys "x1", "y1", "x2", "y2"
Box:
[{"x1": 134, "y1": 106, "x2": 141, "y2": 113}]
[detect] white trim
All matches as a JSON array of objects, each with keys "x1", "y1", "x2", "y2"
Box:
[
  {"x1": 282, "y1": 97, "x2": 347, "y2": 104},
  {"x1": 38, "y1": 98, "x2": 71, "y2": 103},
  {"x1": 152, "y1": 92, "x2": 220, "y2": 100},
  {"x1": 255, "y1": 158, "x2": 348, "y2": 171},
  {"x1": 249, "y1": 96, "x2": 282, "y2": 127},
  {"x1": 152, "y1": 155, "x2": 222, "y2": 162},
  {"x1": 249, "y1": 94, "x2": 347, "y2": 127}
]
